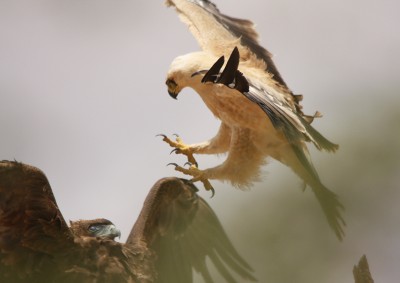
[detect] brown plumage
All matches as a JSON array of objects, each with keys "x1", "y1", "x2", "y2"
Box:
[
  {"x1": 69, "y1": 219, "x2": 121, "y2": 240},
  {"x1": 0, "y1": 160, "x2": 255, "y2": 283}
]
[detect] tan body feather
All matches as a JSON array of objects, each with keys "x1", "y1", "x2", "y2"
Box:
[{"x1": 165, "y1": 0, "x2": 345, "y2": 240}]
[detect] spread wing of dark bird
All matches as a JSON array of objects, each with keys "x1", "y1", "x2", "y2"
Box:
[
  {"x1": 0, "y1": 161, "x2": 142, "y2": 283},
  {"x1": 127, "y1": 177, "x2": 256, "y2": 283},
  {"x1": 0, "y1": 160, "x2": 255, "y2": 283}
]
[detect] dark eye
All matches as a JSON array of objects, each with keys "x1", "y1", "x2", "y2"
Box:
[{"x1": 88, "y1": 225, "x2": 101, "y2": 232}]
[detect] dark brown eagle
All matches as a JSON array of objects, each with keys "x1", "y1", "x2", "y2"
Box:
[{"x1": 0, "y1": 160, "x2": 256, "y2": 283}]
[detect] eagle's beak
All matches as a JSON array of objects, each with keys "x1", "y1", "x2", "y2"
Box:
[
  {"x1": 109, "y1": 225, "x2": 122, "y2": 240},
  {"x1": 166, "y1": 78, "x2": 179, "y2": 99},
  {"x1": 168, "y1": 89, "x2": 178, "y2": 100},
  {"x1": 102, "y1": 224, "x2": 121, "y2": 240}
]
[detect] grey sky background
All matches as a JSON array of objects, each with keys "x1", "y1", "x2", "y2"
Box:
[{"x1": 0, "y1": 0, "x2": 399, "y2": 282}]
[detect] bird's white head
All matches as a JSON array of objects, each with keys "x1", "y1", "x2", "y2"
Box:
[{"x1": 165, "y1": 51, "x2": 217, "y2": 99}]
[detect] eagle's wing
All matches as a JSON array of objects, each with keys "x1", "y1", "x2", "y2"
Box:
[
  {"x1": 245, "y1": 85, "x2": 339, "y2": 152},
  {"x1": 200, "y1": 51, "x2": 345, "y2": 239},
  {"x1": 0, "y1": 160, "x2": 74, "y2": 280},
  {"x1": 0, "y1": 161, "x2": 147, "y2": 282},
  {"x1": 166, "y1": 0, "x2": 287, "y2": 87},
  {"x1": 201, "y1": 47, "x2": 339, "y2": 153},
  {"x1": 126, "y1": 177, "x2": 256, "y2": 283}
]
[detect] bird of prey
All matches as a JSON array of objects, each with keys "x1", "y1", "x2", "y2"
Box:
[
  {"x1": 0, "y1": 161, "x2": 256, "y2": 283},
  {"x1": 161, "y1": 0, "x2": 345, "y2": 240}
]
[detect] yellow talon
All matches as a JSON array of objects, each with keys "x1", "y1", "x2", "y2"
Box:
[
  {"x1": 158, "y1": 134, "x2": 198, "y2": 166},
  {"x1": 200, "y1": 179, "x2": 215, "y2": 197},
  {"x1": 166, "y1": 162, "x2": 215, "y2": 197}
]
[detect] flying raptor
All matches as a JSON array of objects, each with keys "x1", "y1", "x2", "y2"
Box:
[
  {"x1": 161, "y1": 0, "x2": 345, "y2": 240},
  {"x1": 0, "y1": 161, "x2": 255, "y2": 283}
]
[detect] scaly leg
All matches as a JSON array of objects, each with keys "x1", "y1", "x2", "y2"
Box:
[
  {"x1": 157, "y1": 134, "x2": 198, "y2": 166},
  {"x1": 158, "y1": 123, "x2": 232, "y2": 195},
  {"x1": 169, "y1": 128, "x2": 264, "y2": 190},
  {"x1": 158, "y1": 122, "x2": 232, "y2": 164}
]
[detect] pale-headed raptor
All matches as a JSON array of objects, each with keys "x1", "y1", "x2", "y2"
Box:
[
  {"x1": 162, "y1": 0, "x2": 345, "y2": 240},
  {"x1": 0, "y1": 160, "x2": 255, "y2": 283}
]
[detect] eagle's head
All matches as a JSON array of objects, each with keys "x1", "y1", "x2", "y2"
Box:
[
  {"x1": 166, "y1": 51, "x2": 218, "y2": 99},
  {"x1": 69, "y1": 218, "x2": 121, "y2": 240}
]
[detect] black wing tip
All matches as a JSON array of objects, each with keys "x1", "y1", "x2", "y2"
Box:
[
  {"x1": 200, "y1": 47, "x2": 249, "y2": 93},
  {"x1": 202, "y1": 55, "x2": 225, "y2": 83},
  {"x1": 232, "y1": 46, "x2": 239, "y2": 56},
  {"x1": 234, "y1": 70, "x2": 249, "y2": 93},
  {"x1": 217, "y1": 47, "x2": 240, "y2": 86}
]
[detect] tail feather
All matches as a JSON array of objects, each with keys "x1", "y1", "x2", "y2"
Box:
[
  {"x1": 312, "y1": 182, "x2": 346, "y2": 241},
  {"x1": 286, "y1": 143, "x2": 345, "y2": 240}
]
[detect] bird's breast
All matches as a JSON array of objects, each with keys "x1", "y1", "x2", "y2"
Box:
[{"x1": 196, "y1": 84, "x2": 274, "y2": 132}]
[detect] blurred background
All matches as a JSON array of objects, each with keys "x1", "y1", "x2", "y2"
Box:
[{"x1": 0, "y1": 0, "x2": 399, "y2": 282}]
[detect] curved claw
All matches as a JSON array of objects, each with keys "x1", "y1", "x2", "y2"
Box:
[
  {"x1": 202, "y1": 179, "x2": 215, "y2": 198},
  {"x1": 209, "y1": 187, "x2": 215, "y2": 198},
  {"x1": 166, "y1": 163, "x2": 178, "y2": 167},
  {"x1": 170, "y1": 148, "x2": 179, "y2": 155},
  {"x1": 188, "y1": 178, "x2": 215, "y2": 198},
  {"x1": 184, "y1": 162, "x2": 193, "y2": 167},
  {"x1": 156, "y1": 134, "x2": 167, "y2": 138},
  {"x1": 173, "y1": 133, "x2": 180, "y2": 138}
]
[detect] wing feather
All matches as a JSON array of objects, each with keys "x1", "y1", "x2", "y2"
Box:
[
  {"x1": 127, "y1": 177, "x2": 256, "y2": 283},
  {"x1": 166, "y1": 0, "x2": 288, "y2": 87},
  {"x1": 0, "y1": 161, "x2": 73, "y2": 281},
  {"x1": 245, "y1": 84, "x2": 339, "y2": 152},
  {"x1": 217, "y1": 46, "x2": 240, "y2": 86},
  {"x1": 0, "y1": 161, "x2": 155, "y2": 282},
  {"x1": 197, "y1": 52, "x2": 339, "y2": 153}
]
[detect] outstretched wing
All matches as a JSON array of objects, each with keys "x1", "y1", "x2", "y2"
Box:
[
  {"x1": 166, "y1": 0, "x2": 287, "y2": 87},
  {"x1": 127, "y1": 177, "x2": 256, "y2": 283},
  {"x1": 0, "y1": 160, "x2": 74, "y2": 281},
  {"x1": 0, "y1": 161, "x2": 142, "y2": 282},
  {"x1": 200, "y1": 47, "x2": 339, "y2": 152},
  {"x1": 244, "y1": 85, "x2": 338, "y2": 152},
  {"x1": 199, "y1": 50, "x2": 345, "y2": 240}
]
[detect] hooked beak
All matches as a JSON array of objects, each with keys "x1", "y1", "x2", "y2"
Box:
[
  {"x1": 168, "y1": 89, "x2": 178, "y2": 99},
  {"x1": 166, "y1": 78, "x2": 179, "y2": 99},
  {"x1": 109, "y1": 225, "x2": 121, "y2": 240},
  {"x1": 101, "y1": 224, "x2": 121, "y2": 240}
]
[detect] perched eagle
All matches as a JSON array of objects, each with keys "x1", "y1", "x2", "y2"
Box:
[
  {"x1": 162, "y1": 0, "x2": 345, "y2": 240},
  {"x1": 0, "y1": 161, "x2": 256, "y2": 283}
]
